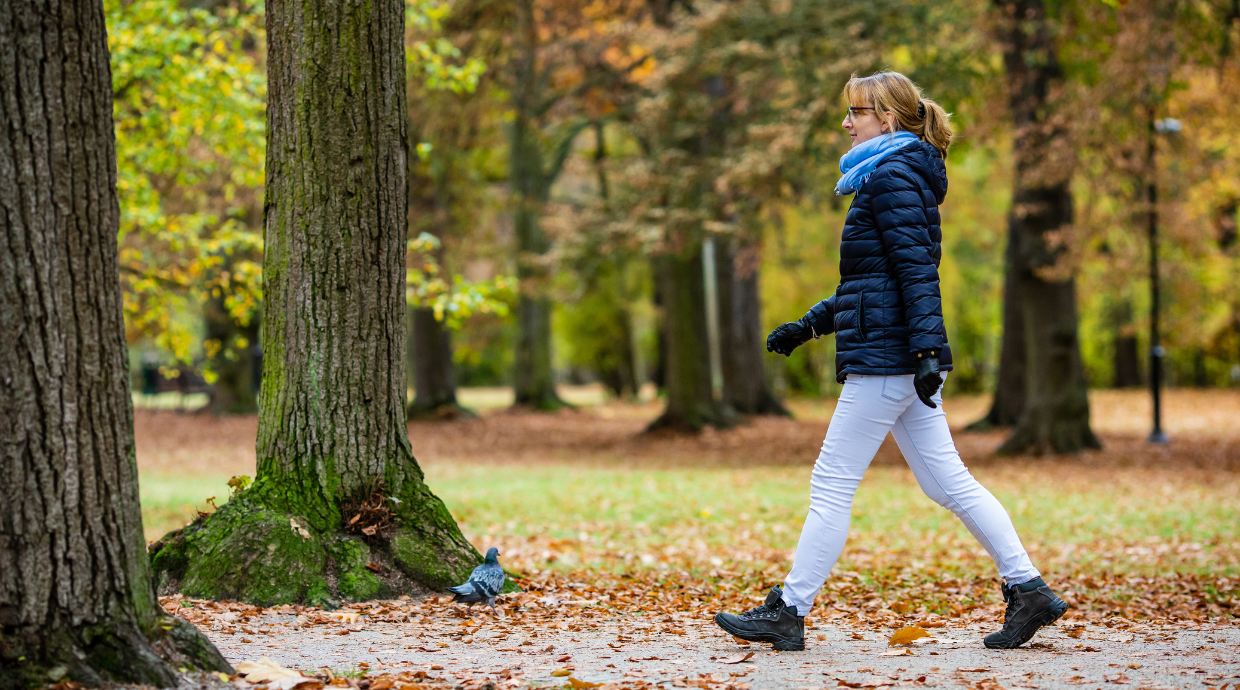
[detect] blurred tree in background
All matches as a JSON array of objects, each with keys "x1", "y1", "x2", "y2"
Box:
[{"x1": 108, "y1": 0, "x2": 1240, "y2": 435}]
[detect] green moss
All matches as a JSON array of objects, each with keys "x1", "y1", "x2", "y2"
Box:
[
  {"x1": 325, "y1": 539, "x2": 382, "y2": 601},
  {"x1": 389, "y1": 529, "x2": 470, "y2": 590},
  {"x1": 171, "y1": 498, "x2": 329, "y2": 606}
]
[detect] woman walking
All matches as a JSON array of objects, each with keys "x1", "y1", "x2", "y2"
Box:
[{"x1": 713, "y1": 72, "x2": 1067, "y2": 651}]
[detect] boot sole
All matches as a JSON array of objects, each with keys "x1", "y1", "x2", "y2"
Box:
[
  {"x1": 713, "y1": 613, "x2": 805, "y2": 651},
  {"x1": 983, "y1": 598, "x2": 1068, "y2": 649}
]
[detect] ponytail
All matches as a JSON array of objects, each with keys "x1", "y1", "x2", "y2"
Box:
[
  {"x1": 918, "y1": 98, "x2": 953, "y2": 160},
  {"x1": 843, "y1": 72, "x2": 955, "y2": 159}
]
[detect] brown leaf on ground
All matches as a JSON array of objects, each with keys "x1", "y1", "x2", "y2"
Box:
[
  {"x1": 888, "y1": 626, "x2": 930, "y2": 646},
  {"x1": 718, "y1": 652, "x2": 754, "y2": 664}
]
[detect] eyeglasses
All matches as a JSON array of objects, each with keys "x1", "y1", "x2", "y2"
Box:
[{"x1": 845, "y1": 106, "x2": 877, "y2": 122}]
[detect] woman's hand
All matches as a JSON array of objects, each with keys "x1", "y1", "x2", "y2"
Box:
[
  {"x1": 914, "y1": 356, "x2": 942, "y2": 408},
  {"x1": 767, "y1": 320, "x2": 814, "y2": 356}
]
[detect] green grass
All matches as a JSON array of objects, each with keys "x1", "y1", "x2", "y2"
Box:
[{"x1": 140, "y1": 462, "x2": 1240, "y2": 579}]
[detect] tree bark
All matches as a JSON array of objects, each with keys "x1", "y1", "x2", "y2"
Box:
[
  {"x1": 648, "y1": 250, "x2": 729, "y2": 432},
  {"x1": 994, "y1": 0, "x2": 1099, "y2": 455},
  {"x1": 408, "y1": 305, "x2": 467, "y2": 418},
  {"x1": 967, "y1": 233, "x2": 1025, "y2": 429},
  {"x1": 149, "y1": 0, "x2": 482, "y2": 606},
  {"x1": 509, "y1": 0, "x2": 566, "y2": 411},
  {"x1": 0, "y1": 0, "x2": 231, "y2": 683},
  {"x1": 717, "y1": 238, "x2": 789, "y2": 416}
]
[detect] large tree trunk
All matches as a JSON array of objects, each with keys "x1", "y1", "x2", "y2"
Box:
[
  {"x1": 648, "y1": 249, "x2": 729, "y2": 432},
  {"x1": 967, "y1": 233, "x2": 1025, "y2": 429},
  {"x1": 0, "y1": 0, "x2": 231, "y2": 683},
  {"x1": 149, "y1": 0, "x2": 482, "y2": 606},
  {"x1": 994, "y1": 0, "x2": 1099, "y2": 455},
  {"x1": 717, "y1": 238, "x2": 788, "y2": 416},
  {"x1": 408, "y1": 305, "x2": 467, "y2": 418}
]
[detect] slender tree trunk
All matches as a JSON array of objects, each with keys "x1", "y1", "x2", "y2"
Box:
[
  {"x1": 149, "y1": 0, "x2": 482, "y2": 606},
  {"x1": 968, "y1": 233, "x2": 1025, "y2": 429},
  {"x1": 717, "y1": 238, "x2": 788, "y2": 416},
  {"x1": 205, "y1": 289, "x2": 260, "y2": 414},
  {"x1": 0, "y1": 0, "x2": 231, "y2": 683},
  {"x1": 509, "y1": 0, "x2": 565, "y2": 410},
  {"x1": 994, "y1": 0, "x2": 1099, "y2": 455},
  {"x1": 648, "y1": 249, "x2": 728, "y2": 432},
  {"x1": 408, "y1": 305, "x2": 466, "y2": 417},
  {"x1": 1112, "y1": 299, "x2": 1142, "y2": 387}
]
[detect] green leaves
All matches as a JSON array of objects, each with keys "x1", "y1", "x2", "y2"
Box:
[
  {"x1": 108, "y1": 0, "x2": 265, "y2": 366},
  {"x1": 406, "y1": 234, "x2": 516, "y2": 329}
]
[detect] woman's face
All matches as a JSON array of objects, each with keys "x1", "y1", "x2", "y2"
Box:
[{"x1": 842, "y1": 105, "x2": 892, "y2": 147}]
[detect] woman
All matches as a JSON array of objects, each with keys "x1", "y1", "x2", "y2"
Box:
[{"x1": 712, "y1": 72, "x2": 1066, "y2": 651}]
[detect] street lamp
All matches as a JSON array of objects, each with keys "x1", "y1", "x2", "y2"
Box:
[{"x1": 1146, "y1": 116, "x2": 1180, "y2": 444}]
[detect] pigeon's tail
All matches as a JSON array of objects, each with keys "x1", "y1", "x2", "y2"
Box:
[{"x1": 446, "y1": 583, "x2": 475, "y2": 596}]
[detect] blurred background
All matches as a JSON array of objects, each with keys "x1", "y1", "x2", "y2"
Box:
[{"x1": 111, "y1": 0, "x2": 1240, "y2": 581}]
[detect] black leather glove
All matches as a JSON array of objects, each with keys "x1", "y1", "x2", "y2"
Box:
[
  {"x1": 766, "y1": 319, "x2": 814, "y2": 356},
  {"x1": 914, "y1": 355, "x2": 942, "y2": 409}
]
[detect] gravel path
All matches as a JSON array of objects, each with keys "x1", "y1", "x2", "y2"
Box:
[{"x1": 192, "y1": 598, "x2": 1240, "y2": 690}]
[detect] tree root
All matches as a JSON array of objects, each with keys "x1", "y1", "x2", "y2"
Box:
[
  {"x1": 150, "y1": 493, "x2": 482, "y2": 607},
  {"x1": 0, "y1": 616, "x2": 231, "y2": 690}
]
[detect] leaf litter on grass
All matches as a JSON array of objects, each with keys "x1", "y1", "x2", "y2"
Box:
[{"x1": 138, "y1": 397, "x2": 1240, "y2": 690}]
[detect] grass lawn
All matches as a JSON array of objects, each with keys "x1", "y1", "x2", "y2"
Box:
[{"x1": 137, "y1": 387, "x2": 1240, "y2": 591}]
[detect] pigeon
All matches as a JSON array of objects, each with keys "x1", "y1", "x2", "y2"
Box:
[{"x1": 446, "y1": 547, "x2": 505, "y2": 613}]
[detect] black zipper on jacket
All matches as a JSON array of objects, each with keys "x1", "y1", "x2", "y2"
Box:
[{"x1": 858, "y1": 289, "x2": 867, "y2": 341}]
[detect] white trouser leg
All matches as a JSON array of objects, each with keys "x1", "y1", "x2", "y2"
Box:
[
  {"x1": 888, "y1": 375, "x2": 1039, "y2": 586},
  {"x1": 780, "y1": 374, "x2": 1039, "y2": 616}
]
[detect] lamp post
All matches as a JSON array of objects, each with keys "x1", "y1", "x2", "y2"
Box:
[{"x1": 1147, "y1": 115, "x2": 1180, "y2": 444}]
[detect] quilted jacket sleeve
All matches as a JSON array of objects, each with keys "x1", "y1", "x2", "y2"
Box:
[
  {"x1": 802, "y1": 294, "x2": 836, "y2": 338},
  {"x1": 868, "y1": 165, "x2": 945, "y2": 355}
]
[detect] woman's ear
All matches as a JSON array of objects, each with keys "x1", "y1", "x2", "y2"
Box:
[{"x1": 881, "y1": 112, "x2": 893, "y2": 133}]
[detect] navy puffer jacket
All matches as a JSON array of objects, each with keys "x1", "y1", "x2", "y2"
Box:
[{"x1": 802, "y1": 140, "x2": 953, "y2": 383}]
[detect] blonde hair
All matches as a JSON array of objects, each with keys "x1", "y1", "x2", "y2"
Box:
[{"x1": 844, "y1": 71, "x2": 953, "y2": 159}]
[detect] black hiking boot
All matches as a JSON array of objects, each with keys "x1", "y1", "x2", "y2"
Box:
[
  {"x1": 983, "y1": 577, "x2": 1068, "y2": 649},
  {"x1": 714, "y1": 585, "x2": 805, "y2": 651}
]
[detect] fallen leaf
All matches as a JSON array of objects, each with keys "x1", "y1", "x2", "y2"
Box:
[
  {"x1": 568, "y1": 678, "x2": 602, "y2": 689},
  {"x1": 732, "y1": 636, "x2": 750, "y2": 646},
  {"x1": 235, "y1": 658, "x2": 306, "y2": 685},
  {"x1": 879, "y1": 649, "x2": 913, "y2": 657},
  {"x1": 889, "y1": 626, "x2": 930, "y2": 646},
  {"x1": 368, "y1": 680, "x2": 395, "y2": 690},
  {"x1": 551, "y1": 669, "x2": 572, "y2": 677},
  {"x1": 329, "y1": 612, "x2": 360, "y2": 623},
  {"x1": 957, "y1": 668, "x2": 989, "y2": 673},
  {"x1": 719, "y1": 653, "x2": 754, "y2": 665},
  {"x1": 850, "y1": 632, "x2": 866, "y2": 640},
  {"x1": 556, "y1": 655, "x2": 572, "y2": 663},
  {"x1": 817, "y1": 633, "x2": 827, "y2": 641},
  {"x1": 364, "y1": 563, "x2": 381, "y2": 573}
]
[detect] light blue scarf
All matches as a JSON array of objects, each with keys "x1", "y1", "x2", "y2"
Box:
[{"x1": 834, "y1": 131, "x2": 919, "y2": 195}]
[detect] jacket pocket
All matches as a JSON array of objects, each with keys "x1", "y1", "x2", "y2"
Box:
[{"x1": 857, "y1": 290, "x2": 868, "y2": 342}]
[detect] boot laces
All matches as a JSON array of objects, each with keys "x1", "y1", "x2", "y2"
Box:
[
  {"x1": 741, "y1": 601, "x2": 777, "y2": 619},
  {"x1": 1001, "y1": 584, "x2": 1016, "y2": 624}
]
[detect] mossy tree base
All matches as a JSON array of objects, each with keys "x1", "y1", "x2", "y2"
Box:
[
  {"x1": 151, "y1": 489, "x2": 482, "y2": 607},
  {"x1": 1, "y1": 616, "x2": 231, "y2": 690}
]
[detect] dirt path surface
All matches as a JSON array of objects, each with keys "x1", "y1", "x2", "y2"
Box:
[{"x1": 172, "y1": 592, "x2": 1240, "y2": 690}]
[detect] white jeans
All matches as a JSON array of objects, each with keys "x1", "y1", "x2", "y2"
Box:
[{"x1": 781, "y1": 374, "x2": 1040, "y2": 616}]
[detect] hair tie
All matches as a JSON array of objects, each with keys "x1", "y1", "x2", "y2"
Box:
[{"x1": 917, "y1": 100, "x2": 926, "y2": 118}]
